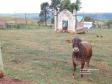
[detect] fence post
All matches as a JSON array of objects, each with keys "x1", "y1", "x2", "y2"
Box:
[{"x1": 0, "y1": 43, "x2": 4, "y2": 75}]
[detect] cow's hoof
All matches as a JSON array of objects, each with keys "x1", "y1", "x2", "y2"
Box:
[
  {"x1": 73, "y1": 73, "x2": 76, "y2": 79},
  {"x1": 81, "y1": 74, "x2": 83, "y2": 78}
]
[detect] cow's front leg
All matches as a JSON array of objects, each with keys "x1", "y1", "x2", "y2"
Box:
[
  {"x1": 72, "y1": 57, "x2": 76, "y2": 78},
  {"x1": 80, "y1": 61, "x2": 85, "y2": 78}
]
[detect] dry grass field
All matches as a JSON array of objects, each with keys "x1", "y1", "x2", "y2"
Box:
[{"x1": 0, "y1": 28, "x2": 112, "y2": 84}]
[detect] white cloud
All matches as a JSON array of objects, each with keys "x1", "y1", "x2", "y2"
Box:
[
  {"x1": 0, "y1": 0, "x2": 111, "y2": 13},
  {"x1": 0, "y1": 0, "x2": 51, "y2": 13},
  {"x1": 79, "y1": 0, "x2": 112, "y2": 13}
]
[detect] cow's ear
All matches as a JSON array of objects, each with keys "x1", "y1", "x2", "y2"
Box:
[{"x1": 72, "y1": 39, "x2": 74, "y2": 43}]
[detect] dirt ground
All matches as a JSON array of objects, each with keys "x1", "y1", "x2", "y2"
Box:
[{"x1": 0, "y1": 76, "x2": 31, "y2": 84}]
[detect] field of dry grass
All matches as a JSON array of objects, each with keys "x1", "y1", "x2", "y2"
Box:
[
  {"x1": 0, "y1": 16, "x2": 34, "y2": 24},
  {"x1": 0, "y1": 28, "x2": 112, "y2": 84}
]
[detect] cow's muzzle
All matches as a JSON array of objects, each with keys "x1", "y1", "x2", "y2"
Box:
[{"x1": 73, "y1": 47, "x2": 79, "y2": 53}]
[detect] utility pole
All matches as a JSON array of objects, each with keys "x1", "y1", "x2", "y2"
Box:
[{"x1": 25, "y1": 13, "x2": 27, "y2": 25}]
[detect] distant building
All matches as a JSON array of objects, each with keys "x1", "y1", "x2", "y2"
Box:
[
  {"x1": 0, "y1": 19, "x2": 6, "y2": 29},
  {"x1": 84, "y1": 22, "x2": 93, "y2": 29},
  {"x1": 54, "y1": 9, "x2": 89, "y2": 34}
]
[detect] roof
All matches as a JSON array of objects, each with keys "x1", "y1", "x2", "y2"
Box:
[
  {"x1": 58, "y1": 9, "x2": 73, "y2": 17},
  {"x1": 77, "y1": 16, "x2": 83, "y2": 22}
]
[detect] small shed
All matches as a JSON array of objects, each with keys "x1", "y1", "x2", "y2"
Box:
[{"x1": 54, "y1": 9, "x2": 76, "y2": 33}]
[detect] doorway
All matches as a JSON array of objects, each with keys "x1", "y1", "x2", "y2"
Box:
[{"x1": 62, "y1": 20, "x2": 68, "y2": 31}]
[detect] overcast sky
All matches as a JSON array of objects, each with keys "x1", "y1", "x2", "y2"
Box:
[{"x1": 0, "y1": 0, "x2": 111, "y2": 13}]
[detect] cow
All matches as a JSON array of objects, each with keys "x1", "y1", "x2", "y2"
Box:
[{"x1": 72, "y1": 37, "x2": 92, "y2": 78}]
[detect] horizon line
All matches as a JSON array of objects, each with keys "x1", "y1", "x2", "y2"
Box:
[{"x1": 0, "y1": 12, "x2": 112, "y2": 14}]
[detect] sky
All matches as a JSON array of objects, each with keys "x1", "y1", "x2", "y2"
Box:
[{"x1": 0, "y1": 0, "x2": 111, "y2": 13}]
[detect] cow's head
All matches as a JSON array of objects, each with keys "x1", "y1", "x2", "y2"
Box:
[{"x1": 72, "y1": 37, "x2": 81, "y2": 53}]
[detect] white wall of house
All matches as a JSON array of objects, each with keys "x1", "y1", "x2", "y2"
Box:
[{"x1": 55, "y1": 9, "x2": 76, "y2": 33}]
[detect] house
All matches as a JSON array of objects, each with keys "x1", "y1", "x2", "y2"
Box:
[
  {"x1": 54, "y1": 9, "x2": 76, "y2": 33},
  {"x1": 84, "y1": 22, "x2": 93, "y2": 29},
  {"x1": 54, "y1": 9, "x2": 86, "y2": 34},
  {"x1": 0, "y1": 19, "x2": 6, "y2": 29}
]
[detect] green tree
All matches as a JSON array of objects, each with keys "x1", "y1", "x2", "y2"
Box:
[
  {"x1": 75, "y1": 0, "x2": 81, "y2": 11},
  {"x1": 50, "y1": 0, "x2": 75, "y2": 12},
  {"x1": 74, "y1": 0, "x2": 81, "y2": 29},
  {"x1": 106, "y1": 20, "x2": 112, "y2": 28},
  {"x1": 60, "y1": 0, "x2": 70, "y2": 11},
  {"x1": 50, "y1": 0, "x2": 61, "y2": 10},
  {"x1": 84, "y1": 16, "x2": 94, "y2": 22},
  {"x1": 59, "y1": 0, "x2": 75, "y2": 12},
  {"x1": 68, "y1": 3, "x2": 75, "y2": 12},
  {"x1": 39, "y1": 2, "x2": 49, "y2": 26},
  {"x1": 50, "y1": 0, "x2": 61, "y2": 24},
  {"x1": 50, "y1": 0, "x2": 81, "y2": 12}
]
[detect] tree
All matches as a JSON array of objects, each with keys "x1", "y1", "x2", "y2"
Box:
[
  {"x1": 39, "y1": 10, "x2": 45, "y2": 24},
  {"x1": 39, "y1": 2, "x2": 49, "y2": 26},
  {"x1": 68, "y1": 3, "x2": 75, "y2": 12},
  {"x1": 50, "y1": 0, "x2": 61, "y2": 24},
  {"x1": 75, "y1": 0, "x2": 81, "y2": 11},
  {"x1": 106, "y1": 20, "x2": 112, "y2": 28},
  {"x1": 74, "y1": 0, "x2": 81, "y2": 29},
  {"x1": 50, "y1": 0, "x2": 61, "y2": 10},
  {"x1": 84, "y1": 16, "x2": 94, "y2": 22},
  {"x1": 50, "y1": 0, "x2": 75, "y2": 12},
  {"x1": 60, "y1": 0, "x2": 71, "y2": 11}
]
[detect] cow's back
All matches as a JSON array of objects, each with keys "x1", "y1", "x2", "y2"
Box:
[{"x1": 81, "y1": 41, "x2": 92, "y2": 60}]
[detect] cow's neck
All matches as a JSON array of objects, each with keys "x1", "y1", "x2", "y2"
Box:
[
  {"x1": 74, "y1": 43, "x2": 85, "y2": 60},
  {"x1": 79, "y1": 43, "x2": 86, "y2": 58}
]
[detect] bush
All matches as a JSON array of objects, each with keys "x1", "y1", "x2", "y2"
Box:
[{"x1": 106, "y1": 20, "x2": 112, "y2": 28}]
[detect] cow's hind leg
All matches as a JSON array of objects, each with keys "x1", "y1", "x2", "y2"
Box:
[
  {"x1": 87, "y1": 59, "x2": 90, "y2": 67},
  {"x1": 87, "y1": 54, "x2": 92, "y2": 67},
  {"x1": 87, "y1": 49, "x2": 92, "y2": 67}
]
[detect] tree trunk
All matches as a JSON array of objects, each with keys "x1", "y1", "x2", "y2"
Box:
[
  {"x1": 75, "y1": 12, "x2": 77, "y2": 29},
  {"x1": 45, "y1": 10, "x2": 47, "y2": 26}
]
